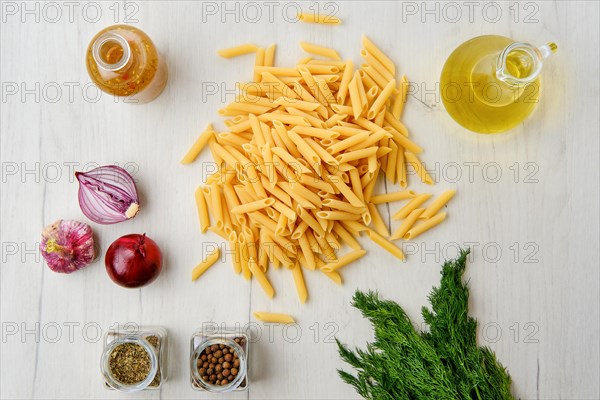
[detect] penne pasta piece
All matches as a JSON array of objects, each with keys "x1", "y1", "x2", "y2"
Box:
[
  {"x1": 392, "y1": 193, "x2": 432, "y2": 220},
  {"x1": 272, "y1": 200, "x2": 297, "y2": 221},
  {"x1": 366, "y1": 229, "x2": 404, "y2": 260},
  {"x1": 209, "y1": 184, "x2": 224, "y2": 230},
  {"x1": 405, "y1": 152, "x2": 434, "y2": 185},
  {"x1": 229, "y1": 231, "x2": 242, "y2": 274},
  {"x1": 396, "y1": 147, "x2": 407, "y2": 188},
  {"x1": 297, "y1": 12, "x2": 341, "y2": 25},
  {"x1": 322, "y1": 199, "x2": 365, "y2": 215},
  {"x1": 404, "y1": 212, "x2": 447, "y2": 240},
  {"x1": 264, "y1": 44, "x2": 276, "y2": 67},
  {"x1": 348, "y1": 73, "x2": 363, "y2": 119},
  {"x1": 384, "y1": 111, "x2": 409, "y2": 135},
  {"x1": 296, "y1": 205, "x2": 326, "y2": 236},
  {"x1": 258, "y1": 112, "x2": 311, "y2": 126},
  {"x1": 181, "y1": 124, "x2": 214, "y2": 164},
  {"x1": 420, "y1": 190, "x2": 456, "y2": 219},
  {"x1": 332, "y1": 222, "x2": 362, "y2": 250},
  {"x1": 192, "y1": 248, "x2": 220, "y2": 281},
  {"x1": 321, "y1": 269, "x2": 343, "y2": 285},
  {"x1": 298, "y1": 235, "x2": 316, "y2": 270},
  {"x1": 325, "y1": 112, "x2": 348, "y2": 127},
  {"x1": 316, "y1": 210, "x2": 362, "y2": 221},
  {"x1": 366, "y1": 86, "x2": 379, "y2": 106},
  {"x1": 304, "y1": 138, "x2": 339, "y2": 166},
  {"x1": 278, "y1": 181, "x2": 316, "y2": 209},
  {"x1": 335, "y1": 147, "x2": 378, "y2": 164},
  {"x1": 218, "y1": 44, "x2": 259, "y2": 58},
  {"x1": 231, "y1": 197, "x2": 275, "y2": 214},
  {"x1": 321, "y1": 249, "x2": 366, "y2": 272},
  {"x1": 291, "y1": 263, "x2": 308, "y2": 303},
  {"x1": 258, "y1": 242, "x2": 269, "y2": 273},
  {"x1": 275, "y1": 213, "x2": 288, "y2": 236},
  {"x1": 361, "y1": 64, "x2": 390, "y2": 90},
  {"x1": 248, "y1": 257, "x2": 275, "y2": 298},
  {"x1": 304, "y1": 66, "x2": 341, "y2": 76},
  {"x1": 356, "y1": 71, "x2": 368, "y2": 114},
  {"x1": 337, "y1": 60, "x2": 354, "y2": 104},
  {"x1": 274, "y1": 97, "x2": 320, "y2": 111},
  {"x1": 367, "y1": 203, "x2": 390, "y2": 237},
  {"x1": 300, "y1": 41, "x2": 341, "y2": 60},
  {"x1": 253, "y1": 47, "x2": 265, "y2": 82},
  {"x1": 367, "y1": 78, "x2": 396, "y2": 120},
  {"x1": 293, "y1": 125, "x2": 339, "y2": 139},
  {"x1": 286, "y1": 107, "x2": 327, "y2": 129},
  {"x1": 370, "y1": 190, "x2": 416, "y2": 204},
  {"x1": 327, "y1": 175, "x2": 365, "y2": 208},
  {"x1": 327, "y1": 131, "x2": 370, "y2": 154},
  {"x1": 287, "y1": 129, "x2": 322, "y2": 171},
  {"x1": 195, "y1": 186, "x2": 210, "y2": 233},
  {"x1": 360, "y1": 49, "x2": 395, "y2": 82},
  {"x1": 392, "y1": 75, "x2": 409, "y2": 119},
  {"x1": 359, "y1": 68, "x2": 378, "y2": 90},
  {"x1": 390, "y1": 208, "x2": 424, "y2": 240},
  {"x1": 374, "y1": 110, "x2": 386, "y2": 129},
  {"x1": 385, "y1": 140, "x2": 398, "y2": 183},
  {"x1": 347, "y1": 130, "x2": 391, "y2": 151},
  {"x1": 253, "y1": 311, "x2": 295, "y2": 324},
  {"x1": 291, "y1": 221, "x2": 309, "y2": 239},
  {"x1": 361, "y1": 35, "x2": 395, "y2": 74}
]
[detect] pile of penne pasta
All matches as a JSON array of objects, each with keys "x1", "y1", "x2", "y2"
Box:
[{"x1": 183, "y1": 36, "x2": 455, "y2": 303}]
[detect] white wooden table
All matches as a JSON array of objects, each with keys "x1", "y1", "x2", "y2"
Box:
[{"x1": 1, "y1": 1, "x2": 599, "y2": 399}]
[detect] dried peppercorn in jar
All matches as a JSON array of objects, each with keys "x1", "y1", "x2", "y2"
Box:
[
  {"x1": 100, "y1": 326, "x2": 167, "y2": 392},
  {"x1": 190, "y1": 328, "x2": 249, "y2": 392}
]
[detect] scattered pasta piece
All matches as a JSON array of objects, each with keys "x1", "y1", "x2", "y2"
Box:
[
  {"x1": 404, "y1": 212, "x2": 447, "y2": 240},
  {"x1": 300, "y1": 41, "x2": 341, "y2": 60},
  {"x1": 420, "y1": 190, "x2": 456, "y2": 219},
  {"x1": 181, "y1": 124, "x2": 214, "y2": 164},
  {"x1": 192, "y1": 248, "x2": 220, "y2": 281},
  {"x1": 217, "y1": 44, "x2": 259, "y2": 58},
  {"x1": 253, "y1": 311, "x2": 296, "y2": 324},
  {"x1": 297, "y1": 12, "x2": 341, "y2": 25}
]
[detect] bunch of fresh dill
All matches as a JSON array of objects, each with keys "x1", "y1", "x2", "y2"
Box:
[{"x1": 337, "y1": 249, "x2": 515, "y2": 400}]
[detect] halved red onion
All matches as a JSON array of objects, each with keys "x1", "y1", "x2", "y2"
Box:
[{"x1": 75, "y1": 165, "x2": 140, "y2": 224}]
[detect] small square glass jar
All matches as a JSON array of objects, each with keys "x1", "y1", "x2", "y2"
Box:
[
  {"x1": 190, "y1": 328, "x2": 249, "y2": 392},
  {"x1": 101, "y1": 325, "x2": 167, "y2": 392}
]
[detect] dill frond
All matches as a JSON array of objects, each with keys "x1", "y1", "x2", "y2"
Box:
[{"x1": 337, "y1": 249, "x2": 515, "y2": 400}]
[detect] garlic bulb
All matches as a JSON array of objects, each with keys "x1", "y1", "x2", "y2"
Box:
[{"x1": 39, "y1": 220, "x2": 96, "y2": 273}]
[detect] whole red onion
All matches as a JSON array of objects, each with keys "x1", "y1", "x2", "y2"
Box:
[{"x1": 105, "y1": 234, "x2": 162, "y2": 288}]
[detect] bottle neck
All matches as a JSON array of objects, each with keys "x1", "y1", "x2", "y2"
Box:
[
  {"x1": 495, "y1": 41, "x2": 557, "y2": 87},
  {"x1": 92, "y1": 32, "x2": 132, "y2": 73}
]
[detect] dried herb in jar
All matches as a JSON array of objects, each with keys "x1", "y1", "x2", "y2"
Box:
[
  {"x1": 109, "y1": 342, "x2": 151, "y2": 385},
  {"x1": 146, "y1": 335, "x2": 161, "y2": 387}
]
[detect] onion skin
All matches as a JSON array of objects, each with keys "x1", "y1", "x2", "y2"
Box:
[
  {"x1": 105, "y1": 234, "x2": 162, "y2": 288},
  {"x1": 39, "y1": 220, "x2": 95, "y2": 273}
]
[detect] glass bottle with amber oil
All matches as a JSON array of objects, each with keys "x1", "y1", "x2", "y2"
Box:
[{"x1": 86, "y1": 25, "x2": 168, "y2": 104}]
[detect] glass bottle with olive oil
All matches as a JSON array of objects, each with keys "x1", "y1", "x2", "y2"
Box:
[
  {"x1": 440, "y1": 35, "x2": 557, "y2": 133},
  {"x1": 86, "y1": 25, "x2": 168, "y2": 104}
]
